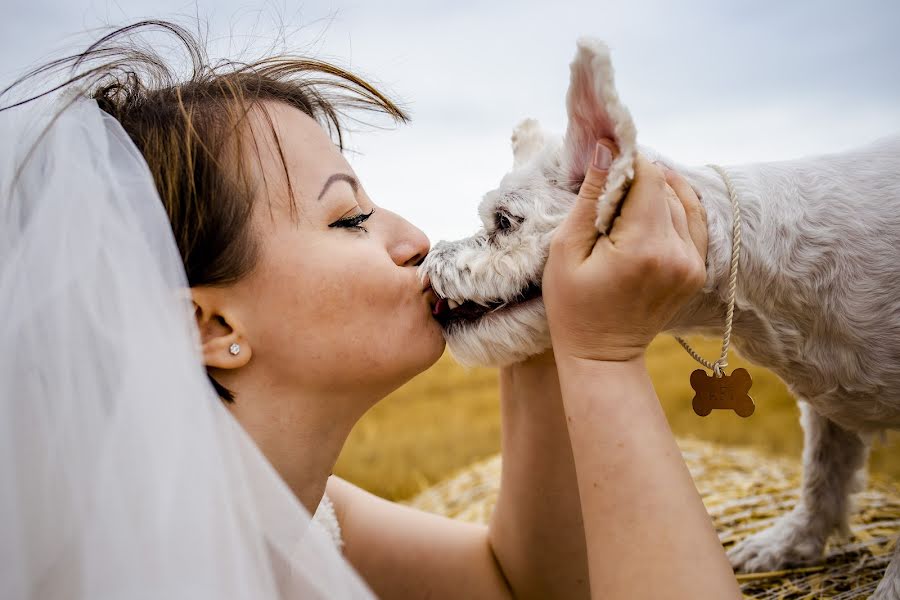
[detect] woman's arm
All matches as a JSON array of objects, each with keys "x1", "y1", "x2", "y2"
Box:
[
  {"x1": 326, "y1": 476, "x2": 512, "y2": 600},
  {"x1": 557, "y1": 356, "x2": 738, "y2": 599},
  {"x1": 329, "y1": 350, "x2": 592, "y2": 600},
  {"x1": 488, "y1": 352, "x2": 590, "y2": 599},
  {"x1": 542, "y1": 145, "x2": 740, "y2": 599},
  {"x1": 326, "y1": 353, "x2": 589, "y2": 600}
]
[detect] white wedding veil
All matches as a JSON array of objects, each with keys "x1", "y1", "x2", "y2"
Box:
[{"x1": 0, "y1": 95, "x2": 375, "y2": 598}]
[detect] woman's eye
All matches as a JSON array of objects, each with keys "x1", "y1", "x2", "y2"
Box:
[{"x1": 329, "y1": 208, "x2": 375, "y2": 232}]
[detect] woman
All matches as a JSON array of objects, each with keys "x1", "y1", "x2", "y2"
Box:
[{"x1": 1, "y1": 21, "x2": 739, "y2": 599}]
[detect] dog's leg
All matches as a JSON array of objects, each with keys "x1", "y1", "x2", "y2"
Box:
[{"x1": 728, "y1": 401, "x2": 869, "y2": 572}]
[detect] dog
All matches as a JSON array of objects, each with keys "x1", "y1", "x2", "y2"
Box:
[{"x1": 420, "y1": 38, "x2": 900, "y2": 597}]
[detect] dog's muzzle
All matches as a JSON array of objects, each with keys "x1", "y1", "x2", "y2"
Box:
[{"x1": 431, "y1": 282, "x2": 543, "y2": 326}]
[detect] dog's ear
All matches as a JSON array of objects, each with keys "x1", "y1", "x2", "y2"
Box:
[
  {"x1": 563, "y1": 38, "x2": 637, "y2": 186},
  {"x1": 511, "y1": 118, "x2": 546, "y2": 168},
  {"x1": 563, "y1": 38, "x2": 638, "y2": 232}
]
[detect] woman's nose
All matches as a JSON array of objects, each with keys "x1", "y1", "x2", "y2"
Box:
[{"x1": 385, "y1": 210, "x2": 430, "y2": 267}]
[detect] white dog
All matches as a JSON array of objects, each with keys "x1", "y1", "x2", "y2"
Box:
[{"x1": 420, "y1": 38, "x2": 900, "y2": 597}]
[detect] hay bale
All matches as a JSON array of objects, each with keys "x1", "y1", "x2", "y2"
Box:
[{"x1": 407, "y1": 438, "x2": 899, "y2": 599}]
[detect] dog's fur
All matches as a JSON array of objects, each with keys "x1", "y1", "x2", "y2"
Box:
[{"x1": 420, "y1": 38, "x2": 900, "y2": 597}]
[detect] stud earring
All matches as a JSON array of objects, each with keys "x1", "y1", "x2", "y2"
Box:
[{"x1": 228, "y1": 343, "x2": 241, "y2": 356}]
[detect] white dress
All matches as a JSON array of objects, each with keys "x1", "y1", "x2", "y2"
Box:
[{"x1": 313, "y1": 492, "x2": 345, "y2": 551}]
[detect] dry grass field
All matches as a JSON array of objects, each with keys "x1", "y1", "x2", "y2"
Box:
[{"x1": 335, "y1": 336, "x2": 900, "y2": 501}]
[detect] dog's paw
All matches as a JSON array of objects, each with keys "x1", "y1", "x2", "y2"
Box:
[
  {"x1": 728, "y1": 514, "x2": 826, "y2": 572},
  {"x1": 872, "y1": 575, "x2": 900, "y2": 600},
  {"x1": 870, "y1": 546, "x2": 900, "y2": 599}
]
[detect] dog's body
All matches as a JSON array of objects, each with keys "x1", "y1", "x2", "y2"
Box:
[
  {"x1": 665, "y1": 136, "x2": 900, "y2": 435},
  {"x1": 656, "y1": 139, "x2": 900, "y2": 597},
  {"x1": 421, "y1": 39, "x2": 900, "y2": 597}
]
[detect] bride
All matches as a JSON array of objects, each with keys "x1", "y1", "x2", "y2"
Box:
[{"x1": 0, "y1": 21, "x2": 739, "y2": 599}]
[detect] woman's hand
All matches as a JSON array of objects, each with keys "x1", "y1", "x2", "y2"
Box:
[
  {"x1": 539, "y1": 142, "x2": 739, "y2": 599},
  {"x1": 543, "y1": 141, "x2": 708, "y2": 364}
]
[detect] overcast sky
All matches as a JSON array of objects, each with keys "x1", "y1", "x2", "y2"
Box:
[{"x1": 3, "y1": 0, "x2": 899, "y2": 242}]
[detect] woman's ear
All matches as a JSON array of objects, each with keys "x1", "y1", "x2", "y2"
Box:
[{"x1": 191, "y1": 287, "x2": 252, "y2": 369}]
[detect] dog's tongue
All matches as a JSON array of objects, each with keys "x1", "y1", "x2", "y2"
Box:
[
  {"x1": 432, "y1": 298, "x2": 450, "y2": 318},
  {"x1": 432, "y1": 297, "x2": 492, "y2": 326}
]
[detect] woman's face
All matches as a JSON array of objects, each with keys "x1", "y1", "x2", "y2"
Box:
[{"x1": 226, "y1": 102, "x2": 444, "y2": 405}]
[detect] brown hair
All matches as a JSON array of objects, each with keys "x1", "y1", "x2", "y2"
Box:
[{"x1": 1, "y1": 20, "x2": 409, "y2": 401}]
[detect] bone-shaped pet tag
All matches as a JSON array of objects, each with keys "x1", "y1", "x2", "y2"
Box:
[{"x1": 690, "y1": 368, "x2": 755, "y2": 417}]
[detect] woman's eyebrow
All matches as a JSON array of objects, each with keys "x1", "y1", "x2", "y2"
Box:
[{"x1": 317, "y1": 173, "x2": 359, "y2": 201}]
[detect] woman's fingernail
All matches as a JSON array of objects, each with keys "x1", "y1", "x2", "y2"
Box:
[{"x1": 592, "y1": 142, "x2": 612, "y2": 170}]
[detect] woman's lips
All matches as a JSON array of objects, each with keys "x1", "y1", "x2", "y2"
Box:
[{"x1": 424, "y1": 285, "x2": 441, "y2": 313}]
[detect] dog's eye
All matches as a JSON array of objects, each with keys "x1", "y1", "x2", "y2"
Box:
[{"x1": 496, "y1": 213, "x2": 512, "y2": 232}]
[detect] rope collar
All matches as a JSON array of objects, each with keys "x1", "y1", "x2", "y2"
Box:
[{"x1": 674, "y1": 164, "x2": 743, "y2": 378}]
